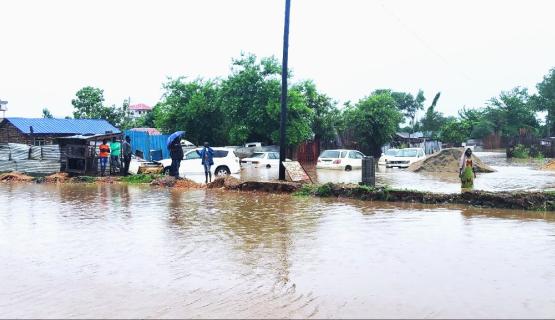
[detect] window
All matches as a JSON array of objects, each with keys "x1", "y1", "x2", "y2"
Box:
[
  {"x1": 385, "y1": 149, "x2": 398, "y2": 156},
  {"x1": 269, "y1": 152, "x2": 279, "y2": 159},
  {"x1": 398, "y1": 149, "x2": 417, "y2": 157},
  {"x1": 340, "y1": 151, "x2": 348, "y2": 158},
  {"x1": 349, "y1": 151, "x2": 363, "y2": 159},
  {"x1": 33, "y1": 138, "x2": 46, "y2": 146},
  {"x1": 320, "y1": 150, "x2": 340, "y2": 158},
  {"x1": 214, "y1": 150, "x2": 229, "y2": 158},
  {"x1": 251, "y1": 153, "x2": 266, "y2": 159},
  {"x1": 185, "y1": 151, "x2": 200, "y2": 160}
]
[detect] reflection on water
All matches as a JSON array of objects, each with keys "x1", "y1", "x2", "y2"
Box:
[
  {"x1": 1, "y1": 183, "x2": 555, "y2": 318},
  {"x1": 236, "y1": 152, "x2": 555, "y2": 193}
]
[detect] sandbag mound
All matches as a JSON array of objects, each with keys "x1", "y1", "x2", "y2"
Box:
[
  {"x1": 408, "y1": 148, "x2": 495, "y2": 173},
  {"x1": 44, "y1": 172, "x2": 70, "y2": 183},
  {"x1": 207, "y1": 176, "x2": 241, "y2": 189},
  {"x1": 0, "y1": 172, "x2": 34, "y2": 182}
]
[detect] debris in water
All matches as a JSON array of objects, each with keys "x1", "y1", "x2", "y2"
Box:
[
  {"x1": 174, "y1": 178, "x2": 202, "y2": 189},
  {"x1": 541, "y1": 160, "x2": 555, "y2": 171},
  {"x1": 409, "y1": 148, "x2": 495, "y2": 173}
]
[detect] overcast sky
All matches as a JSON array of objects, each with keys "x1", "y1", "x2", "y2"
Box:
[{"x1": 1, "y1": 0, "x2": 554, "y2": 119}]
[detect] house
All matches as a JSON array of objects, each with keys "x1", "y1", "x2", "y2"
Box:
[
  {"x1": 129, "y1": 103, "x2": 153, "y2": 119},
  {"x1": 0, "y1": 118, "x2": 121, "y2": 145}
]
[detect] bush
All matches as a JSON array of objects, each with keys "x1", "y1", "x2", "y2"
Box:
[
  {"x1": 315, "y1": 183, "x2": 334, "y2": 197},
  {"x1": 512, "y1": 144, "x2": 530, "y2": 159}
]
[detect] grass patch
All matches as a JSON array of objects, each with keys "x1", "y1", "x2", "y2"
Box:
[
  {"x1": 315, "y1": 183, "x2": 334, "y2": 197},
  {"x1": 121, "y1": 174, "x2": 160, "y2": 184},
  {"x1": 294, "y1": 184, "x2": 317, "y2": 196}
]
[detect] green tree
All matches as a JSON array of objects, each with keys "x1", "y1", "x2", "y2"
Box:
[
  {"x1": 439, "y1": 120, "x2": 471, "y2": 145},
  {"x1": 293, "y1": 80, "x2": 341, "y2": 144},
  {"x1": 420, "y1": 92, "x2": 448, "y2": 137},
  {"x1": 42, "y1": 108, "x2": 53, "y2": 119},
  {"x1": 219, "y1": 53, "x2": 312, "y2": 145},
  {"x1": 533, "y1": 67, "x2": 555, "y2": 135},
  {"x1": 487, "y1": 87, "x2": 538, "y2": 138},
  {"x1": 343, "y1": 92, "x2": 403, "y2": 156},
  {"x1": 71, "y1": 86, "x2": 131, "y2": 128},
  {"x1": 154, "y1": 78, "x2": 227, "y2": 146}
]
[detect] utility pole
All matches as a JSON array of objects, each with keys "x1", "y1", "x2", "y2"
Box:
[{"x1": 279, "y1": 0, "x2": 291, "y2": 181}]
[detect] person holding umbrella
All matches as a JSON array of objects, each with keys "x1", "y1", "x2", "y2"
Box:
[
  {"x1": 196, "y1": 142, "x2": 214, "y2": 183},
  {"x1": 167, "y1": 131, "x2": 185, "y2": 178}
]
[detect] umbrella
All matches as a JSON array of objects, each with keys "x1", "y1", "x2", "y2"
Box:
[{"x1": 167, "y1": 131, "x2": 185, "y2": 148}]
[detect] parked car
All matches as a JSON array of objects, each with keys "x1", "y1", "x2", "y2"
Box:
[
  {"x1": 244, "y1": 142, "x2": 263, "y2": 148},
  {"x1": 158, "y1": 147, "x2": 241, "y2": 177},
  {"x1": 378, "y1": 149, "x2": 399, "y2": 166},
  {"x1": 316, "y1": 149, "x2": 365, "y2": 171},
  {"x1": 385, "y1": 148, "x2": 426, "y2": 168},
  {"x1": 241, "y1": 151, "x2": 280, "y2": 168}
]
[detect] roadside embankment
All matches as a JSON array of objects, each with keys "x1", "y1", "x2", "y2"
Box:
[
  {"x1": 2, "y1": 172, "x2": 554, "y2": 211},
  {"x1": 220, "y1": 181, "x2": 555, "y2": 211}
]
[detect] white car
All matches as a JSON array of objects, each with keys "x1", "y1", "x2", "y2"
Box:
[
  {"x1": 241, "y1": 151, "x2": 280, "y2": 168},
  {"x1": 316, "y1": 149, "x2": 365, "y2": 171},
  {"x1": 158, "y1": 147, "x2": 241, "y2": 177},
  {"x1": 386, "y1": 148, "x2": 426, "y2": 168},
  {"x1": 378, "y1": 149, "x2": 399, "y2": 166}
]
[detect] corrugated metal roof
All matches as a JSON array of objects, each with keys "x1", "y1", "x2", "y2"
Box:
[{"x1": 5, "y1": 118, "x2": 120, "y2": 135}]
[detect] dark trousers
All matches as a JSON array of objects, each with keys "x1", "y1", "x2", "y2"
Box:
[
  {"x1": 170, "y1": 158, "x2": 181, "y2": 178},
  {"x1": 123, "y1": 155, "x2": 131, "y2": 176}
]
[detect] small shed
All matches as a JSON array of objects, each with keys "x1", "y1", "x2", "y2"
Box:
[
  {"x1": 56, "y1": 133, "x2": 123, "y2": 175},
  {"x1": 0, "y1": 118, "x2": 120, "y2": 145}
]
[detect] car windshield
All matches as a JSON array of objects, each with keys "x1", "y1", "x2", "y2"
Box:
[
  {"x1": 320, "y1": 150, "x2": 340, "y2": 158},
  {"x1": 251, "y1": 153, "x2": 265, "y2": 159},
  {"x1": 385, "y1": 149, "x2": 398, "y2": 156},
  {"x1": 398, "y1": 149, "x2": 418, "y2": 157}
]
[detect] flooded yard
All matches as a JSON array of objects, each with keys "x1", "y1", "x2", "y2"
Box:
[
  {"x1": 1, "y1": 183, "x2": 555, "y2": 318},
  {"x1": 236, "y1": 152, "x2": 555, "y2": 193}
]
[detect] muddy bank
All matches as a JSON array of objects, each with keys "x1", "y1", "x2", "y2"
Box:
[
  {"x1": 409, "y1": 148, "x2": 495, "y2": 173},
  {"x1": 222, "y1": 181, "x2": 555, "y2": 211}
]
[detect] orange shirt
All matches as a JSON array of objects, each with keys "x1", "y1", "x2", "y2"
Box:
[{"x1": 99, "y1": 144, "x2": 110, "y2": 158}]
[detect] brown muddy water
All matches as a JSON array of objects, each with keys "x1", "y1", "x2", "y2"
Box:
[
  {"x1": 238, "y1": 152, "x2": 555, "y2": 193},
  {"x1": 1, "y1": 183, "x2": 555, "y2": 318}
]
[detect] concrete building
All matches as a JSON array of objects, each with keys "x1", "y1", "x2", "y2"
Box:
[{"x1": 129, "y1": 103, "x2": 153, "y2": 119}]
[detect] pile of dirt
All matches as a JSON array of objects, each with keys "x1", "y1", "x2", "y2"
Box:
[
  {"x1": 43, "y1": 172, "x2": 70, "y2": 183},
  {"x1": 0, "y1": 172, "x2": 34, "y2": 182},
  {"x1": 408, "y1": 148, "x2": 495, "y2": 173},
  {"x1": 174, "y1": 178, "x2": 202, "y2": 189},
  {"x1": 207, "y1": 176, "x2": 241, "y2": 189},
  {"x1": 541, "y1": 160, "x2": 555, "y2": 171},
  {"x1": 151, "y1": 176, "x2": 177, "y2": 187}
]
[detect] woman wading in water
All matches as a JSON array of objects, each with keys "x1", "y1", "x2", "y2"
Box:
[{"x1": 459, "y1": 148, "x2": 476, "y2": 189}]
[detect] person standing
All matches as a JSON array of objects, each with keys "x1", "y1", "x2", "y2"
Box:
[
  {"x1": 98, "y1": 139, "x2": 111, "y2": 176},
  {"x1": 122, "y1": 136, "x2": 132, "y2": 176},
  {"x1": 459, "y1": 148, "x2": 476, "y2": 189},
  {"x1": 196, "y1": 142, "x2": 214, "y2": 183},
  {"x1": 168, "y1": 136, "x2": 184, "y2": 178},
  {"x1": 110, "y1": 137, "x2": 121, "y2": 174}
]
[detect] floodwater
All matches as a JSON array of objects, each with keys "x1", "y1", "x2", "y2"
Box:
[
  {"x1": 1, "y1": 183, "x2": 555, "y2": 318},
  {"x1": 234, "y1": 152, "x2": 555, "y2": 193}
]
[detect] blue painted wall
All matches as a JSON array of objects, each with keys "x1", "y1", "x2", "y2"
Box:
[{"x1": 124, "y1": 130, "x2": 170, "y2": 161}]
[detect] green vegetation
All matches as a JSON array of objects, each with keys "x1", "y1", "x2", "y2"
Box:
[
  {"x1": 512, "y1": 144, "x2": 530, "y2": 159},
  {"x1": 120, "y1": 174, "x2": 160, "y2": 184},
  {"x1": 67, "y1": 54, "x2": 555, "y2": 153},
  {"x1": 71, "y1": 86, "x2": 132, "y2": 129}
]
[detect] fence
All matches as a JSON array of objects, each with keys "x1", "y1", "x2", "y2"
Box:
[{"x1": 124, "y1": 130, "x2": 171, "y2": 161}]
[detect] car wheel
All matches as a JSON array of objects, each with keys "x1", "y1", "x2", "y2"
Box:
[
  {"x1": 345, "y1": 165, "x2": 352, "y2": 171},
  {"x1": 164, "y1": 167, "x2": 171, "y2": 175},
  {"x1": 266, "y1": 164, "x2": 271, "y2": 168},
  {"x1": 215, "y1": 166, "x2": 231, "y2": 176}
]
